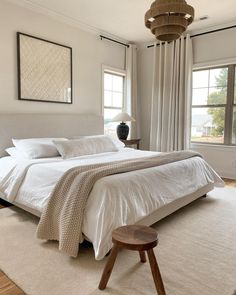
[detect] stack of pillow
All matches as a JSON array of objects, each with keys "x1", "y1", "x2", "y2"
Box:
[{"x1": 5, "y1": 135, "x2": 125, "y2": 160}]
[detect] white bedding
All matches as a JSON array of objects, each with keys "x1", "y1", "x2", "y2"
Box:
[{"x1": 0, "y1": 149, "x2": 223, "y2": 259}]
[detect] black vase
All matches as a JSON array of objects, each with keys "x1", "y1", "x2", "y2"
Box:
[{"x1": 117, "y1": 122, "x2": 129, "y2": 140}]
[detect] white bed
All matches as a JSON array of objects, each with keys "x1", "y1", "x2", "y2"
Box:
[{"x1": 0, "y1": 114, "x2": 223, "y2": 260}]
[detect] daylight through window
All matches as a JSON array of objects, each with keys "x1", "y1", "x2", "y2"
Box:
[
  {"x1": 191, "y1": 65, "x2": 236, "y2": 145},
  {"x1": 103, "y1": 70, "x2": 125, "y2": 137}
]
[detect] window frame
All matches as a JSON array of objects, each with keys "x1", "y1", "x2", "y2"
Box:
[
  {"x1": 191, "y1": 64, "x2": 236, "y2": 146},
  {"x1": 102, "y1": 65, "x2": 127, "y2": 134}
]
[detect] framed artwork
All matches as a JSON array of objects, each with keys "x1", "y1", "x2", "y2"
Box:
[{"x1": 17, "y1": 32, "x2": 72, "y2": 104}]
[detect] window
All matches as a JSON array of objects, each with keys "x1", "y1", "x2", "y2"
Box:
[
  {"x1": 233, "y1": 67, "x2": 236, "y2": 144},
  {"x1": 103, "y1": 69, "x2": 126, "y2": 137},
  {"x1": 191, "y1": 65, "x2": 236, "y2": 145}
]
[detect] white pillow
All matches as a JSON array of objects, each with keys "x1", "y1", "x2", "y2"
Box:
[
  {"x1": 12, "y1": 138, "x2": 67, "y2": 146},
  {"x1": 5, "y1": 147, "x2": 26, "y2": 159},
  {"x1": 73, "y1": 135, "x2": 125, "y2": 149},
  {"x1": 12, "y1": 138, "x2": 67, "y2": 159},
  {"x1": 54, "y1": 136, "x2": 119, "y2": 159}
]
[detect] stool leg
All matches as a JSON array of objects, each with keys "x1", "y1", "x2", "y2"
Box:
[
  {"x1": 139, "y1": 251, "x2": 146, "y2": 263},
  {"x1": 147, "y1": 249, "x2": 166, "y2": 295},
  {"x1": 98, "y1": 244, "x2": 119, "y2": 290}
]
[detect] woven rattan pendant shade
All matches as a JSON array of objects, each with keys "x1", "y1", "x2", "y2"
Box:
[{"x1": 145, "y1": 0, "x2": 194, "y2": 41}]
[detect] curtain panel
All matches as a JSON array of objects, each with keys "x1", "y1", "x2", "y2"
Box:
[
  {"x1": 150, "y1": 35, "x2": 193, "y2": 152},
  {"x1": 126, "y1": 44, "x2": 140, "y2": 139}
]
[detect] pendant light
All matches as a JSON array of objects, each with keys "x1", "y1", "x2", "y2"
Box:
[{"x1": 145, "y1": 0, "x2": 195, "y2": 42}]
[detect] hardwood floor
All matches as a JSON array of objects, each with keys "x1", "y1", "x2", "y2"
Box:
[
  {"x1": 0, "y1": 178, "x2": 235, "y2": 295},
  {"x1": 223, "y1": 178, "x2": 236, "y2": 187},
  {"x1": 0, "y1": 271, "x2": 25, "y2": 295}
]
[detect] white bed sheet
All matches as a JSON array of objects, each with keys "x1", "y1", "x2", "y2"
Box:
[
  {"x1": 0, "y1": 156, "x2": 20, "y2": 180},
  {"x1": 0, "y1": 149, "x2": 223, "y2": 259}
]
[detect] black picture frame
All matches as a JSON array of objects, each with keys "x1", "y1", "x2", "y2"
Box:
[{"x1": 17, "y1": 32, "x2": 73, "y2": 104}]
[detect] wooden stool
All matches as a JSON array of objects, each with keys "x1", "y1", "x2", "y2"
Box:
[{"x1": 98, "y1": 225, "x2": 166, "y2": 295}]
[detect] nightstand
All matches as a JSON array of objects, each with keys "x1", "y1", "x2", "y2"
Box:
[{"x1": 120, "y1": 139, "x2": 141, "y2": 149}]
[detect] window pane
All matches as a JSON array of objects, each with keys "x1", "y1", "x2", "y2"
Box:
[
  {"x1": 104, "y1": 91, "x2": 112, "y2": 107},
  {"x1": 104, "y1": 108, "x2": 122, "y2": 138},
  {"x1": 232, "y1": 107, "x2": 236, "y2": 144},
  {"x1": 208, "y1": 87, "x2": 227, "y2": 104},
  {"x1": 192, "y1": 87, "x2": 227, "y2": 106},
  {"x1": 112, "y1": 92, "x2": 123, "y2": 107},
  {"x1": 191, "y1": 107, "x2": 225, "y2": 144},
  {"x1": 235, "y1": 86, "x2": 236, "y2": 104},
  {"x1": 104, "y1": 108, "x2": 121, "y2": 121},
  {"x1": 235, "y1": 67, "x2": 236, "y2": 104},
  {"x1": 103, "y1": 70, "x2": 125, "y2": 137},
  {"x1": 209, "y1": 68, "x2": 228, "y2": 87},
  {"x1": 104, "y1": 73, "x2": 112, "y2": 90},
  {"x1": 193, "y1": 70, "x2": 209, "y2": 88},
  {"x1": 192, "y1": 88, "x2": 208, "y2": 105},
  {"x1": 113, "y1": 75, "x2": 123, "y2": 92}
]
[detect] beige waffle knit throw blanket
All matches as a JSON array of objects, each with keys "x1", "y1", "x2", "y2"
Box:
[{"x1": 36, "y1": 150, "x2": 201, "y2": 257}]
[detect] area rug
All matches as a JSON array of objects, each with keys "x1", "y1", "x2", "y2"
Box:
[{"x1": 0, "y1": 187, "x2": 236, "y2": 295}]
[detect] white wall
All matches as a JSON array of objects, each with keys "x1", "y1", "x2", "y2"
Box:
[
  {"x1": 191, "y1": 144, "x2": 236, "y2": 179},
  {"x1": 138, "y1": 28, "x2": 236, "y2": 179},
  {"x1": 0, "y1": 0, "x2": 126, "y2": 115}
]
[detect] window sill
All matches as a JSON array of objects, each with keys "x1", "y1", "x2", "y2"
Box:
[{"x1": 191, "y1": 142, "x2": 236, "y2": 151}]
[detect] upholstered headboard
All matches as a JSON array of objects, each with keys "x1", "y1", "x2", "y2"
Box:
[{"x1": 0, "y1": 113, "x2": 104, "y2": 157}]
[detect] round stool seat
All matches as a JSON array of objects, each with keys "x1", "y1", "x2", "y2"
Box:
[
  {"x1": 112, "y1": 225, "x2": 158, "y2": 251},
  {"x1": 99, "y1": 225, "x2": 166, "y2": 294}
]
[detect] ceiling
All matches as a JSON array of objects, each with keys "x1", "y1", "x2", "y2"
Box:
[{"x1": 15, "y1": 0, "x2": 236, "y2": 43}]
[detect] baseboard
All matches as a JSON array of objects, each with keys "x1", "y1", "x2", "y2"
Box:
[{"x1": 217, "y1": 170, "x2": 236, "y2": 180}]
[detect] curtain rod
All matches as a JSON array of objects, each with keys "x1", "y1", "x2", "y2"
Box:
[
  {"x1": 100, "y1": 35, "x2": 130, "y2": 48},
  {"x1": 147, "y1": 24, "x2": 236, "y2": 48}
]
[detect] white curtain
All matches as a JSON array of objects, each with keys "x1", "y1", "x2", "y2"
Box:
[
  {"x1": 150, "y1": 35, "x2": 193, "y2": 152},
  {"x1": 126, "y1": 44, "x2": 140, "y2": 138}
]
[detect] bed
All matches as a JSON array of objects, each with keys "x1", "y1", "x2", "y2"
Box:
[{"x1": 0, "y1": 114, "x2": 223, "y2": 260}]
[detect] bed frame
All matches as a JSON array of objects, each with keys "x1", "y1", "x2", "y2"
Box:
[
  {"x1": 0, "y1": 113, "x2": 213, "y2": 229},
  {"x1": 137, "y1": 184, "x2": 213, "y2": 226},
  {"x1": 0, "y1": 113, "x2": 104, "y2": 157}
]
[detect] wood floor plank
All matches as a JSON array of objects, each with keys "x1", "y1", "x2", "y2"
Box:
[
  {"x1": 0, "y1": 178, "x2": 235, "y2": 295},
  {"x1": 0, "y1": 271, "x2": 25, "y2": 295},
  {"x1": 223, "y1": 178, "x2": 236, "y2": 187}
]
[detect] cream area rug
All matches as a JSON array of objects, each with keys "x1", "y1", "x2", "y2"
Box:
[{"x1": 0, "y1": 187, "x2": 236, "y2": 295}]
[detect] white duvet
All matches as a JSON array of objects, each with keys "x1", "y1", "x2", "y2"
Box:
[{"x1": 0, "y1": 149, "x2": 223, "y2": 259}]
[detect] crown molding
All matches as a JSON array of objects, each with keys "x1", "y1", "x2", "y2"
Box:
[{"x1": 5, "y1": 0, "x2": 129, "y2": 44}]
